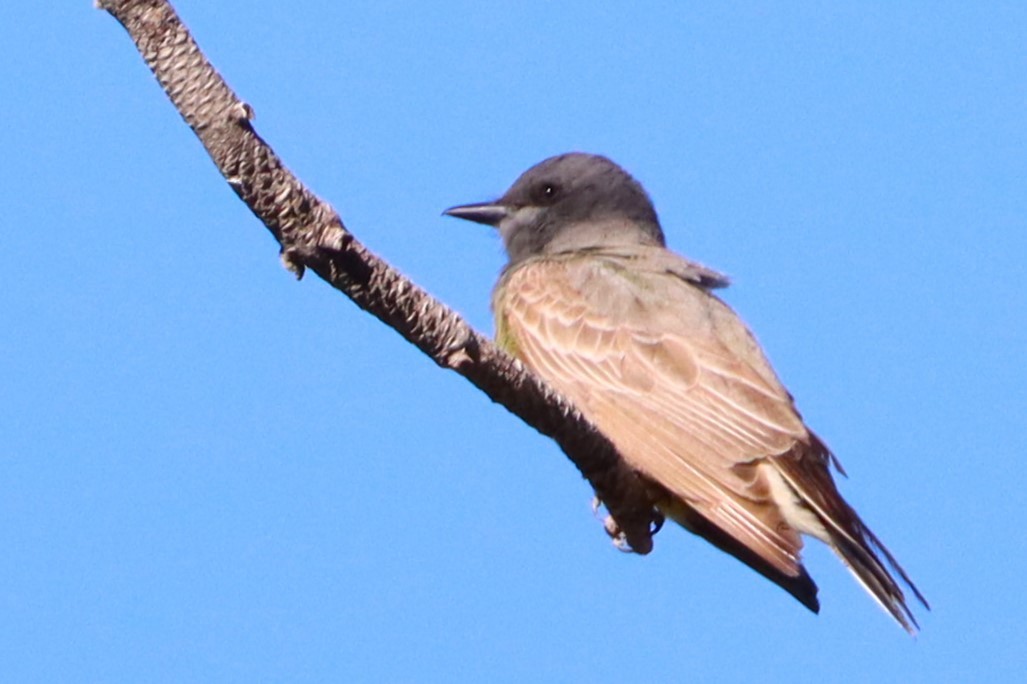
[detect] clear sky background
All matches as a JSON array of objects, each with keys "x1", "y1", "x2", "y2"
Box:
[{"x1": 2, "y1": 2, "x2": 1024, "y2": 681}]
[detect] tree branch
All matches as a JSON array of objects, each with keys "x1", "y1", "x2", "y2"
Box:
[{"x1": 97, "y1": 0, "x2": 658, "y2": 553}]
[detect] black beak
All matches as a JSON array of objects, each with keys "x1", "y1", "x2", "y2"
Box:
[{"x1": 442, "y1": 201, "x2": 509, "y2": 227}]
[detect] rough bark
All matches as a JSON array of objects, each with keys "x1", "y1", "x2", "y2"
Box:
[{"x1": 97, "y1": 0, "x2": 659, "y2": 553}]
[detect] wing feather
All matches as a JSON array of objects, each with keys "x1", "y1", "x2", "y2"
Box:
[{"x1": 496, "y1": 253, "x2": 809, "y2": 576}]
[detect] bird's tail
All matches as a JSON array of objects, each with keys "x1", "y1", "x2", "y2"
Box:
[{"x1": 773, "y1": 435, "x2": 930, "y2": 634}]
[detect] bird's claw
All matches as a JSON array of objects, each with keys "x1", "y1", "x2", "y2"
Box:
[
  {"x1": 594, "y1": 497, "x2": 664, "y2": 552},
  {"x1": 650, "y1": 509, "x2": 665, "y2": 535}
]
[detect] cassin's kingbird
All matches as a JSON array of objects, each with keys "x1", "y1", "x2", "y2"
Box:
[{"x1": 444, "y1": 152, "x2": 928, "y2": 632}]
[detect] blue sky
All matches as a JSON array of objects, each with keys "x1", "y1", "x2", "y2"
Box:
[{"x1": 2, "y1": 2, "x2": 1025, "y2": 681}]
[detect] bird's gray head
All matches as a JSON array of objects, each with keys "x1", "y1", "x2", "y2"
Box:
[{"x1": 444, "y1": 153, "x2": 666, "y2": 265}]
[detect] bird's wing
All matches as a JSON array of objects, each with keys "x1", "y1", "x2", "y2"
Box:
[{"x1": 496, "y1": 252, "x2": 813, "y2": 577}]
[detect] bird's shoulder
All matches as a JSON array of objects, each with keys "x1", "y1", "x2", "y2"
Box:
[
  {"x1": 494, "y1": 245, "x2": 729, "y2": 329},
  {"x1": 539, "y1": 244, "x2": 731, "y2": 289}
]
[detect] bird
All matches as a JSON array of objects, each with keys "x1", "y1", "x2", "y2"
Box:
[{"x1": 444, "y1": 152, "x2": 928, "y2": 633}]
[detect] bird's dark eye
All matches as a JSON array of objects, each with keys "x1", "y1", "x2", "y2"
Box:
[{"x1": 534, "y1": 181, "x2": 561, "y2": 204}]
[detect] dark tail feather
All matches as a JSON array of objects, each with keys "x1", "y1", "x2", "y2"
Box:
[
  {"x1": 665, "y1": 495, "x2": 820, "y2": 614},
  {"x1": 826, "y1": 520, "x2": 926, "y2": 634},
  {"x1": 828, "y1": 518, "x2": 930, "y2": 634},
  {"x1": 775, "y1": 436, "x2": 929, "y2": 634}
]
